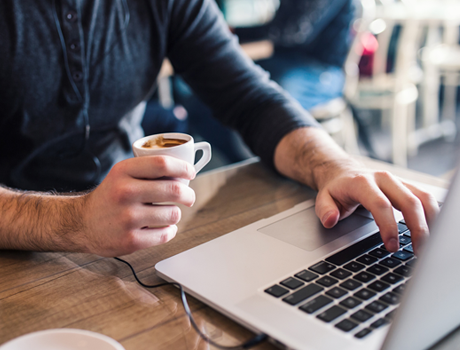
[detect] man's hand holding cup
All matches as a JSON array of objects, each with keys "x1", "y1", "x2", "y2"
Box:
[{"x1": 81, "y1": 133, "x2": 211, "y2": 257}]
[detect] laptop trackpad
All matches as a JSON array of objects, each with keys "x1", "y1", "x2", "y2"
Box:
[{"x1": 258, "y1": 207, "x2": 373, "y2": 252}]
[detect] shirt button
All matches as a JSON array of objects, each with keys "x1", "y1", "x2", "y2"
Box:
[
  {"x1": 65, "y1": 11, "x2": 78, "y2": 22},
  {"x1": 69, "y1": 41, "x2": 80, "y2": 51},
  {"x1": 72, "y1": 71, "x2": 83, "y2": 82}
]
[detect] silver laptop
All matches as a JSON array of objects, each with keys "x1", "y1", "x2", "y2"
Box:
[{"x1": 156, "y1": 169, "x2": 459, "y2": 350}]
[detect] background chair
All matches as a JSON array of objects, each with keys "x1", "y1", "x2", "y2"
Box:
[
  {"x1": 419, "y1": 0, "x2": 460, "y2": 148},
  {"x1": 345, "y1": 0, "x2": 421, "y2": 167}
]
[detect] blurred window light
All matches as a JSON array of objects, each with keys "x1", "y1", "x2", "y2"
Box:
[
  {"x1": 223, "y1": 0, "x2": 280, "y2": 27},
  {"x1": 369, "y1": 18, "x2": 387, "y2": 35}
]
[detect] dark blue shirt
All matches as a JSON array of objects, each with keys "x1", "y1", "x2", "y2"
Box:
[{"x1": 0, "y1": 0, "x2": 318, "y2": 191}]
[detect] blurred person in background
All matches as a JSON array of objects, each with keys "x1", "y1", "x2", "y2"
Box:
[{"x1": 151, "y1": 0, "x2": 354, "y2": 163}]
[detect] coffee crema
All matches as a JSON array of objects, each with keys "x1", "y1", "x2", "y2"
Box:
[{"x1": 142, "y1": 136, "x2": 188, "y2": 149}]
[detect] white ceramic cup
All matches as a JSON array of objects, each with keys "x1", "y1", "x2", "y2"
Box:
[{"x1": 132, "y1": 133, "x2": 212, "y2": 185}]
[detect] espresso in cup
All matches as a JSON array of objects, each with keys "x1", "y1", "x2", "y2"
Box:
[
  {"x1": 133, "y1": 133, "x2": 212, "y2": 182},
  {"x1": 142, "y1": 136, "x2": 188, "y2": 149}
]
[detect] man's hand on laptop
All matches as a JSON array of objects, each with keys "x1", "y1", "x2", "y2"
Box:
[
  {"x1": 274, "y1": 127, "x2": 440, "y2": 255},
  {"x1": 0, "y1": 156, "x2": 196, "y2": 257}
]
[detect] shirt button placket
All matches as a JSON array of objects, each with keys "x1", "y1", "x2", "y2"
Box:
[
  {"x1": 65, "y1": 10, "x2": 78, "y2": 23},
  {"x1": 60, "y1": 1, "x2": 85, "y2": 105}
]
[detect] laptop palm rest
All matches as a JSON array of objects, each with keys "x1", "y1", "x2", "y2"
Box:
[{"x1": 258, "y1": 206, "x2": 374, "y2": 252}]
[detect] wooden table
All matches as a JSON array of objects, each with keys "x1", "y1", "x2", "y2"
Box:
[{"x1": 0, "y1": 157, "x2": 452, "y2": 349}]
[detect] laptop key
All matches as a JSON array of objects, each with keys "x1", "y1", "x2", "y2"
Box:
[
  {"x1": 351, "y1": 309, "x2": 373, "y2": 322},
  {"x1": 368, "y1": 280, "x2": 390, "y2": 293},
  {"x1": 343, "y1": 261, "x2": 365, "y2": 273},
  {"x1": 380, "y1": 292, "x2": 400, "y2": 305},
  {"x1": 282, "y1": 284, "x2": 324, "y2": 305},
  {"x1": 392, "y1": 251, "x2": 413, "y2": 261},
  {"x1": 317, "y1": 305, "x2": 347, "y2": 323},
  {"x1": 325, "y1": 232, "x2": 383, "y2": 265},
  {"x1": 356, "y1": 254, "x2": 378, "y2": 265},
  {"x1": 355, "y1": 328, "x2": 373, "y2": 339},
  {"x1": 406, "y1": 257, "x2": 417, "y2": 267},
  {"x1": 399, "y1": 235, "x2": 411, "y2": 245},
  {"x1": 385, "y1": 309, "x2": 397, "y2": 320},
  {"x1": 393, "y1": 283, "x2": 406, "y2": 294},
  {"x1": 369, "y1": 248, "x2": 391, "y2": 259},
  {"x1": 371, "y1": 318, "x2": 389, "y2": 329},
  {"x1": 326, "y1": 287, "x2": 348, "y2": 299},
  {"x1": 330, "y1": 268, "x2": 352, "y2": 280},
  {"x1": 354, "y1": 288, "x2": 376, "y2": 301},
  {"x1": 366, "y1": 264, "x2": 389, "y2": 276},
  {"x1": 299, "y1": 295, "x2": 333, "y2": 314},
  {"x1": 335, "y1": 319, "x2": 359, "y2": 332},
  {"x1": 397, "y1": 222, "x2": 408, "y2": 234},
  {"x1": 380, "y1": 258, "x2": 402, "y2": 268},
  {"x1": 404, "y1": 244, "x2": 414, "y2": 254},
  {"x1": 309, "y1": 261, "x2": 336, "y2": 275},
  {"x1": 340, "y1": 279, "x2": 362, "y2": 291},
  {"x1": 403, "y1": 230, "x2": 411, "y2": 237},
  {"x1": 316, "y1": 276, "x2": 338, "y2": 287},
  {"x1": 340, "y1": 296, "x2": 362, "y2": 309},
  {"x1": 381, "y1": 273, "x2": 403, "y2": 285},
  {"x1": 365, "y1": 300, "x2": 388, "y2": 314},
  {"x1": 394, "y1": 265, "x2": 412, "y2": 277},
  {"x1": 295, "y1": 270, "x2": 318, "y2": 282},
  {"x1": 265, "y1": 285, "x2": 289, "y2": 298},
  {"x1": 354, "y1": 272, "x2": 376, "y2": 283},
  {"x1": 280, "y1": 277, "x2": 304, "y2": 290}
]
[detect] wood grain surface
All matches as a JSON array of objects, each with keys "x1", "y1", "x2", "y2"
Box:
[{"x1": 0, "y1": 157, "x2": 450, "y2": 349}]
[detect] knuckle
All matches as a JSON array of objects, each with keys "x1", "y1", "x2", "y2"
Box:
[
  {"x1": 410, "y1": 223, "x2": 429, "y2": 235},
  {"x1": 184, "y1": 162, "x2": 195, "y2": 177},
  {"x1": 112, "y1": 183, "x2": 137, "y2": 204},
  {"x1": 110, "y1": 161, "x2": 125, "y2": 176},
  {"x1": 419, "y1": 191, "x2": 437, "y2": 205},
  {"x1": 374, "y1": 197, "x2": 392, "y2": 210},
  {"x1": 153, "y1": 156, "x2": 170, "y2": 172},
  {"x1": 352, "y1": 174, "x2": 372, "y2": 187},
  {"x1": 168, "y1": 181, "x2": 183, "y2": 199},
  {"x1": 120, "y1": 208, "x2": 139, "y2": 228},
  {"x1": 375, "y1": 170, "x2": 393, "y2": 180},
  {"x1": 160, "y1": 227, "x2": 177, "y2": 244},
  {"x1": 403, "y1": 195, "x2": 422, "y2": 210},
  {"x1": 169, "y1": 206, "x2": 182, "y2": 224},
  {"x1": 122, "y1": 230, "x2": 141, "y2": 253}
]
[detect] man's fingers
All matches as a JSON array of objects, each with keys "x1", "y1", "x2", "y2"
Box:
[
  {"x1": 373, "y1": 172, "x2": 429, "y2": 255},
  {"x1": 116, "y1": 156, "x2": 196, "y2": 181},
  {"x1": 401, "y1": 181, "x2": 440, "y2": 225},
  {"x1": 353, "y1": 181, "x2": 400, "y2": 252},
  {"x1": 119, "y1": 204, "x2": 183, "y2": 230},
  {"x1": 123, "y1": 225, "x2": 179, "y2": 254},
  {"x1": 113, "y1": 179, "x2": 196, "y2": 207},
  {"x1": 315, "y1": 191, "x2": 340, "y2": 228}
]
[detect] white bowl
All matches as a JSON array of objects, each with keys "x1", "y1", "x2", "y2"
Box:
[{"x1": 0, "y1": 329, "x2": 125, "y2": 350}]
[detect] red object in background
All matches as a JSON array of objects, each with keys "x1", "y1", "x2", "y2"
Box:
[{"x1": 358, "y1": 32, "x2": 379, "y2": 76}]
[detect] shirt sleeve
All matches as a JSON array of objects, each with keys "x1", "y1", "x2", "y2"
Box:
[{"x1": 166, "y1": 0, "x2": 320, "y2": 170}]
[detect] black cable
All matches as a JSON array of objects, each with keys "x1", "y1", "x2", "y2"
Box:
[{"x1": 114, "y1": 257, "x2": 268, "y2": 350}]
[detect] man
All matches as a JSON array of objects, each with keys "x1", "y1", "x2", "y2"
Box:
[{"x1": 0, "y1": 0, "x2": 438, "y2": 258}]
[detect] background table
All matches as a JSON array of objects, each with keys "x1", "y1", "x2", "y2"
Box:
[{"x1": 0, "y1": 157, "x2": 453, "y2": 349}]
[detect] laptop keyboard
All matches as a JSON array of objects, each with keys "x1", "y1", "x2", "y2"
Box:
[{"x1": 264, "y1": 221, "x2": 414, "y2": 339}]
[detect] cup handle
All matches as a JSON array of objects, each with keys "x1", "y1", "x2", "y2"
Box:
[{"x1": 194, "y1": 142, "x2": 212, "y2": 173}]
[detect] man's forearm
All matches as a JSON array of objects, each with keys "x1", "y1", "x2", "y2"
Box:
[
  {"x1": 0, "y1": 186, "x2": 88, "y2": 252},
  {"x1": 274, "y1": 126, "x2": 360, "y2": 191}
]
